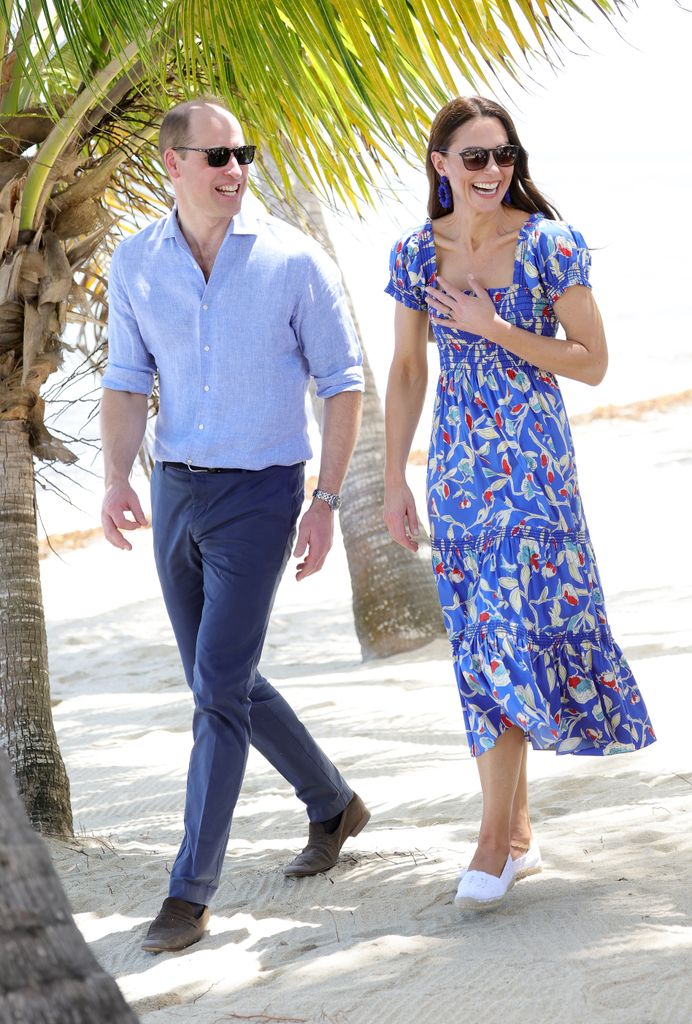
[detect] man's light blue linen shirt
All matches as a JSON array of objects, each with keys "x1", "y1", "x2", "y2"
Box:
[{"x1": 103, "y1": 205, "x2": 364, "y2": 469}]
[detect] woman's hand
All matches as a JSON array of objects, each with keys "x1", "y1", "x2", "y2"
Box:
[
  {"x1": 384, "y1": 479, "x2": 420, "y2": 553},
  {"x1": 425, "y1": 273, "x2": 501, "y2": 339}
]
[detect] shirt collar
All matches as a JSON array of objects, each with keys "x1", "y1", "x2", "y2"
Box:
[
  {"x1": 227, "y1": 204, "x2": 262, "y2": 235},
  {"x1": 161, "y1": 203, "x2": 262, "y2": 242}
]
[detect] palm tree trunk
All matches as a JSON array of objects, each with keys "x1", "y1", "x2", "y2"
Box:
[
  {"x1": 339, "y1": 352, "x2": 444, "y2": 658},
  {"x1": 0, "y1": 420, "x2": 73, "y2": 834},
  {"x1": 259, "y1": 174, "x2": 444, "y2": 657},
  {"x1": 0, "y1": 747, "x2": 138, "y2": 1022}
]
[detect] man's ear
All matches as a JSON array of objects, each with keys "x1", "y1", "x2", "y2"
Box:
[{"x1": 163, "y1": 148, "x2": 182, "y2": 179}]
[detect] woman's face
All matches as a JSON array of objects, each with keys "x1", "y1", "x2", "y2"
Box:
[{"x1": 432, "y1": 116, "x2": 514, "y2": 214}]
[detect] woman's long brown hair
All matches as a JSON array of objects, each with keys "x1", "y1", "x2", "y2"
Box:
[{"x1": 426, "y1": 96, "x2": 561, "y2": 221}]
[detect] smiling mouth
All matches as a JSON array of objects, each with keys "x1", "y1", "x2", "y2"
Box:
[
  {"x1": 472, "y1": 182, "x2": 500, "y2": 196},
  {"x1": 215, "y1": 184, "x2": 240, "y2": 195}
]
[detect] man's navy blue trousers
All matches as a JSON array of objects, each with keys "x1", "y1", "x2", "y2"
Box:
[{"x1": 151, "y1": 461, "x2": 352, "y2": 905}]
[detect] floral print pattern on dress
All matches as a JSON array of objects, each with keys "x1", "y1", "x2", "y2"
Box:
[{"x1": 385, "y1": 213, "x2": 655, "y2": 757}]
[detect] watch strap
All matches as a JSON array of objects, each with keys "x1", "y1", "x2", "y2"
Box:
[{"x1": 312, "y1": 488, "x2": 342, "y2": 511}]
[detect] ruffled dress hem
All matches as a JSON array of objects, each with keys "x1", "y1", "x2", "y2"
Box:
[{"x1": 451, "y1": 620, "x2": 656, "y2": 757}]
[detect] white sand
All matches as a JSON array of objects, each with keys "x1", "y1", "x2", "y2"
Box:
[{"x1": 43, "y1": 409, "x2": 692, "y2": 1024}]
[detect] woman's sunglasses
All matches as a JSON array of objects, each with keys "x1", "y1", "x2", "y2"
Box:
[
  {"x1": 172, "y1": 145, "x2": 256, "y2": 167},
  {"x1": 437, "y1": 144, "x2": 521, "y2": 172}
]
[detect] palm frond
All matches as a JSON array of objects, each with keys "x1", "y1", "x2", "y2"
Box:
[
  {"x1": 0, "y1": 0, "x2": 628, "y2": 465},
  {"x1": 2, "y1": 1, "x2": 624, "y2": 215}
]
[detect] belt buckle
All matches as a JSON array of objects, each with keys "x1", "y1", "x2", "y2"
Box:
[{"x1": 186, "y1": 461, "x2": 207, "y2": 473}]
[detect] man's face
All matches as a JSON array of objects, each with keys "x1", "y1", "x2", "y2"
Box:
[{"x1": 165, "y1": 104, "x2": 250, "y2": 220}]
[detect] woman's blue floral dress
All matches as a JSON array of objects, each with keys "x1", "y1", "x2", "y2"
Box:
[{"x1": 385, "y1": 213, "x2": 655, "y2": 757}]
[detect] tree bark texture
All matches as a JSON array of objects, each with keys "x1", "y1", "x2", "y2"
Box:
[
  {"x1": 0, "y1": 420, "x2": 73, "y2": 835},
  {"x1": 259, "y1": 174, "x2": 444, "y2": 657},
  {"x1": 0, "y1": 748, "x2": 139, "y2": 1024},
  {"x1": 339, "y1": 354, "x2": 445, "y2": 658}
]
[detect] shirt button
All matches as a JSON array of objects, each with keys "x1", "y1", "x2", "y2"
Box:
[
  {"x1": 204, "y1": 345, "x2": 210, "y2": 352},
  {"x1": 202, "y1": 303, "x2": 209, "y2": 310},
  {"x1": 203, "y1": 385, "x2": 210, "y2": 392},
  {"x1": 198, "y1": 423, "x2": 204, "y2": 430}
]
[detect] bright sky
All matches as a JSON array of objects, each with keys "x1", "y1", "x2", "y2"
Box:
[{"x1": 324, "y1": 0, "x2": 692, "y2": 426}]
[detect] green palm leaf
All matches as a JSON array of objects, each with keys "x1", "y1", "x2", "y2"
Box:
[{"x1": 1, "y1": 0, "x2": 623, "y2": 222}]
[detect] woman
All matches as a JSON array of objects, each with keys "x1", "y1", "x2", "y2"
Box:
[{"x1": 383, "y1": 95, "x2": 655, "y2": 910}]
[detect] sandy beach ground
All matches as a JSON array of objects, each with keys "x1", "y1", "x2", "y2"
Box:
[{"x1": 42, "y1": 406, "x2": 692, "y2": 1024}]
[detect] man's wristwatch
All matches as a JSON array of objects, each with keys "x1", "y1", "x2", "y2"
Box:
[{"x1": 312, "y1": 488, "x2": 342, "y2": 511}]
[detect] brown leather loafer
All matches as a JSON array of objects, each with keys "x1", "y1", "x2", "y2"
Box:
[
  {"x1": 283, "y1": 793, "x2": 371, "y2": 877},
  {"x1": 141, "y1": 897, "x2": 210, "y2": 953}
]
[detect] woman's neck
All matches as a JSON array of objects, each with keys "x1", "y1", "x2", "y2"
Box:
[{"x1": 439, "y1": 206, "x2": 515, "y2": 250}]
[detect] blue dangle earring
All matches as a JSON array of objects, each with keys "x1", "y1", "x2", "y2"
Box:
[
  {"x1": 503, "y1": 188, "x2": 512, "y2": 205},
  {"x1": 437, "y1": 174, "x2": 453, "y2": 210}
]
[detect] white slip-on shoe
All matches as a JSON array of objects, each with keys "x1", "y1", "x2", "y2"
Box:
[
  {"x1": 454, "y1": 854, "x2": 515, "y2": 909},
  {"x1": 512, "y1": 841, "x2": 543, "y2": 881}
]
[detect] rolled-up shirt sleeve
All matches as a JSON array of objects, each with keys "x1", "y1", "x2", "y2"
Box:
[
  {"x1": 292, "y1": 245, "x2": 364, "y2": 399},
  {"x1": 102, "y1": 246, "x2": 156, "y2": 395}
]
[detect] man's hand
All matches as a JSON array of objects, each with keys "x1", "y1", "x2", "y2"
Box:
[
  {"x1": 101, "y1": 481, "x2": 148, "y2": 551},
  {"x1": 293, "y1": 500, "x2": 334, "y2": 580},
  {"x1": 100, "y1": 389, "x2": 149, "y2": 549}
]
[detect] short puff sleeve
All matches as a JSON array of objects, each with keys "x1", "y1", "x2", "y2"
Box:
[
  {"x1": 528, "y1": 219, "x2": 592, "y2": 304},
  {"x1": 384, "y1": 227, "x2": 430, "y2": 311}
]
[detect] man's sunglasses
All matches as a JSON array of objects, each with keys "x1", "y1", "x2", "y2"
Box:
[
  {"x1": 437, "y1": 144, "x2": 521, "y2": 172},
  {"x1": 172, "y1": 145, "x2": 256, "y2": 167}
]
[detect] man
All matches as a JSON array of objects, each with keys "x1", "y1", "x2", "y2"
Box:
[{"x1": 100, "y1": 97, "x2": 369, "y2": 954}]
